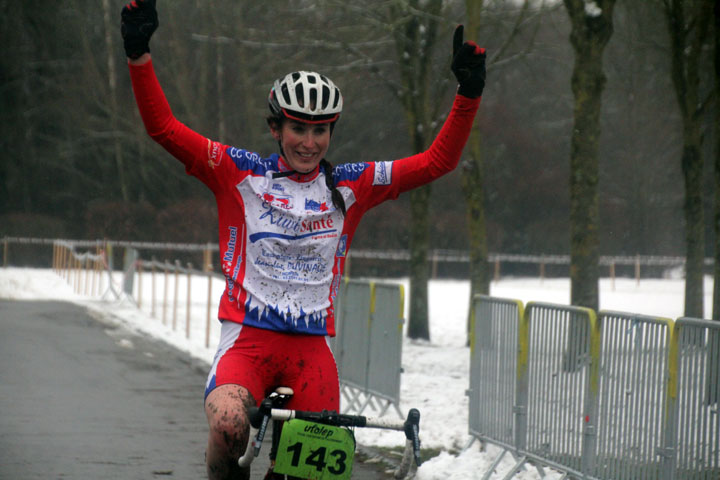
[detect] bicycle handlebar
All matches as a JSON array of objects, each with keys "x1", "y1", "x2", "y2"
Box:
[{"x1": 238, "y1": 402, "x2": 422, "y2": 475}]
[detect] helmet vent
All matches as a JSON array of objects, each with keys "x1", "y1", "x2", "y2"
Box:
[{"x1": 321, "y1": 86, "x2": 330, "y2": 110}]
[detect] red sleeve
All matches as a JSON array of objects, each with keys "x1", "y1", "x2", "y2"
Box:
[
  {"x1": 128, "y1": 60, "x2": 223, "y2": 189},
  {"x1": 390, "y1": 94, "x2": 481, "y2": 192}
]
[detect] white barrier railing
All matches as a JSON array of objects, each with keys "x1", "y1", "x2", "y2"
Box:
[{"x1": 4, "y1": 236, "x2": 711, "y2": 282}]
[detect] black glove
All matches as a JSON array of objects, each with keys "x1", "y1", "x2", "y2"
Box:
[
  {"x1": 451, "y1": 25, "x2": 486, "y2": 98},
  {"x1": 121, "y1": 0, "x2": 158, "y2": 60}
]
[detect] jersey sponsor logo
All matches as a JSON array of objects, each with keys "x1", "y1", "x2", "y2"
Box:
[
  {"x1": 223, "y1": 226, "x2": 237, "y2": 265},
  {"x1": 329, "y1": 258, "x2": 343, "y2": 302},
  {"x1": 207, "y1": 141, "x2": 223, "y2": 169},
  {"x1": 228, "y1": 147, "x2": 262, "y2": 163},
  {"x1": 335, "y1": 234, "x2": 347, "y2": 258},
  {"x1": 335, "y1": 162, "x2": 370, "y2": 182},
  {"x1": 223, "y1": 226, "x2": 241, "y2": 301},
  {"x1": 227, "y1": 147, "x2": 275, "y2": 174},
  {"x1": 250, "y1": 204, "x2": 336, "y2": 243},
  {"x1": 305, "y1": 198, "x2": 330, "y2": 212},
  {"x1": 373, "y1": 161, "x2": 393, "y2": 186},
  {"x1": 261, "y1": 192, "x2": 293, "y2": 210}
]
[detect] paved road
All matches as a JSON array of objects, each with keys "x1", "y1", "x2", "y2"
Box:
[{"x1": 0, "y1": 300, "x2": 393, "y2": 479}]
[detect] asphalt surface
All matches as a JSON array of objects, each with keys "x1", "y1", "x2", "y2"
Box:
[{"x1": 0, "y1": 300, "x2": 394, "y2": 480}]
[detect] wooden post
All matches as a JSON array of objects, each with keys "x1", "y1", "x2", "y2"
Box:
[
  {"x1": 204, "y1": 244, "x2": 213, "y2": 272},
  {"x1": 96, "y1": 243, "x2": 104, "y2": 294},
  {"x1": 151, "y1": 257, "x2": 157, "y2": 318},
  {"x1": 173, "y1": 260, "x2": 180, "y2": 331},
  {"x1": 92, "y1": 256, "x2": 99, "y2": 297},
  {"x1": 206, "y1": 270, "x2": 213, "y2": 348},
  {"x1": 186, "y1": 263, "x2": 193, "y2": 339},
  {"x1": 137, "y1": 260, "x2": 143, "y2": 308},
  {"x1": 84, "y1": 256, "x2": 91, "y2": 296},
  {"x1": 163, "y1": 260, "x2": 169, "y2": 325},
  {"x1": 74, "y1": 256, "x2": 81, "y2": 293}
]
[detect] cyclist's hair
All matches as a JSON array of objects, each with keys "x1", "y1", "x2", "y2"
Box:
[{"x1": 320, "y1": 159, "x2": 346, "y2": 216}]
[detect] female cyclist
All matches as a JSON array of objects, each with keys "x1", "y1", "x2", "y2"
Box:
[{"x1": 121, "y1": 1, "x2": 486, "y2": 479}]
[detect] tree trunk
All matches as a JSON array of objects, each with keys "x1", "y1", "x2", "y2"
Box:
[
  {"x1": 564, "y1": 0, "x2": 616, "y2": 311},
  {"x1": 389, "y1": 0, "x2": 443, "y2": 341},
  {"x1": 709, "y1": 0, "x2": 720, "y2": 404},
  {"x1": 461, "y1": 1, "x2": 490, "y2": 344},
  {"x1": 683, "y1": 141, "x2": 705, "y2": 318},
  {"x1": 408, "y1": 185, "x2": 431, "y2": 339},
  {"x1": 662, "y1": 0, "x2": 713, "y2": 319},
  {"x1": 713, "y1": 0, "x2": 720, "y2": 321},
  {"x1": 102, "y1": 0, "x2": 128, "y2": 203}
]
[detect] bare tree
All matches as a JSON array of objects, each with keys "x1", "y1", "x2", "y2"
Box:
[
  {"x1": 391, "y1": 0, "x2": 446, "y2": 340},
  {"x1": 661, "y1": 0, "x2": 714, "y2": 318},
  {"x1": 461, "y1": 0, "x2": 543, "y2": 341},
  {"x1": 563, "y1": 0, "x2": 616, "y2": 311},
  {"x1": 714, "y1": 0, "x2": 720, "y2": 321}
]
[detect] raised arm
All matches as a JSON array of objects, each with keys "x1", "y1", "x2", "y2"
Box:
[
  {"x1": 342, "y1": 25, "x2": 486, "y2": 212},
  {"x1": 120, "y1": 0, "x2": 218, "y2": 186},
  {"x1": 383, "y1": 25, "x2": 486, "y2": 191}
]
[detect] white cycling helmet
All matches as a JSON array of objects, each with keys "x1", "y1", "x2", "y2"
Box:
[{"x1": 268, "y1": 71, "x2": 343, "y2": 124}]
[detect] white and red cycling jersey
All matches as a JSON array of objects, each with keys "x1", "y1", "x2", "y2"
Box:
[{"x1": 129, "y1": 60, "x2": 480, "y2": 337}]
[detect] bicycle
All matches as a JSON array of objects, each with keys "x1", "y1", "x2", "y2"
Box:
[{"x1": 238, "y1": 387, "x2": 422, "y2": 479}]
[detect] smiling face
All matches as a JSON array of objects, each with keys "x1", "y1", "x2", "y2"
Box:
[{"x1": 271, "y1": 120, "x2": 331, "y2": 174}]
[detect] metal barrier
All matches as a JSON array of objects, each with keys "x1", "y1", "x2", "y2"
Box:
[
  {"x1": 592, "y1": 311, "x2": 674, "y2": 480},
  {"x1": 334, "y1": 280, "x2": 405, "y2": 417},
  {"x1": 469, "y1": 296, "x2": 720, "y2": 480},
  {"x1": 521, "y1": 302, "x2": 599, "y2": 477},
  {"x1": 468, "y1": 296, "x2": 523, "y2": 451},
  {"x1": 673, "y1": 318, "x2": 720, "y2": 480}
]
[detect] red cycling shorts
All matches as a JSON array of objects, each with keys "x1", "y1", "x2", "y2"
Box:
[{"x1": 204, "y1": 321, "x2": 339, "y2": 411}]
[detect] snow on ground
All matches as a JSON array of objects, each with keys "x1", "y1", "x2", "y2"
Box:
[{"x1": 0, "y1": 267, "x2": 713, "y2": 479}]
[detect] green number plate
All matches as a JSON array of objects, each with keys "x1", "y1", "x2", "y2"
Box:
[{"x1": 273, "y1": 419, "x2": 355, "y2": 480}]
